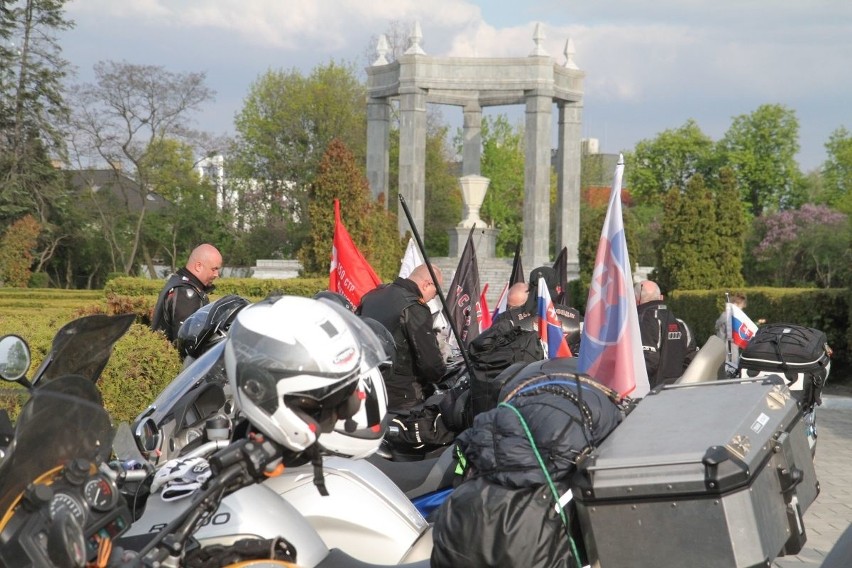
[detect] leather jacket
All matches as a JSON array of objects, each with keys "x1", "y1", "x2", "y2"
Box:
[
  {"x1": 358, "y1": 277, "x2": 446, "y2": 411},
  {"x1": 150, "y1": 268, "x2": 213, "y2": 343}
]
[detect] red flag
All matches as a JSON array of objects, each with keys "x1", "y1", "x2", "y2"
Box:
[
  {"x1": 479, "y1": 283, "x2": 492, "y2": 331},
  {"x1": 329, "y1": 199, "x2": 381, "y2": 307}
]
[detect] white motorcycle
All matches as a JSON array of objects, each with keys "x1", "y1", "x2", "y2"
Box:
[{"x1": 119, "y1": 297, "x2": 435, "y2": 565}]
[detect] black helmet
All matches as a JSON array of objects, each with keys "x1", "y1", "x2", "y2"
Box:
[
  {"x1": 313, "y1": 290, "x2": 356, "y2": 313},
  {"x1": 177, "y1": 294, "x2": 250, "y2": 360}
]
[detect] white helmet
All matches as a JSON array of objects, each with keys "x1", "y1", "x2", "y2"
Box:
[
  {"x1": 310, "y1": 299, "x2": 390, "y2": 459},
  {"x1": 224, "y1": 296, "x2": 364, "y2": 452}
]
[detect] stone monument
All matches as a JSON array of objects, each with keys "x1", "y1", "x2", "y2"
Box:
[{"x1": 365, "y1": 22, "x2": 584, "y2": 275}]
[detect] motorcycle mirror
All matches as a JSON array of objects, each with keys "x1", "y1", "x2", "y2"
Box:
[
  {"x1": 0, "y1": 335, "x2": 31, "y2": 382},
  {"x1": 134, "y1": 417, "x2": 162, "y2": 455},
  {"x1": 114, "y1": 421, "x2": 150, "y2": 465}
]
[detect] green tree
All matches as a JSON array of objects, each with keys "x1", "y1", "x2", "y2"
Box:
[
  {"x1": 625, "y1": 119, "x2": 717, "y2": 203},
  {"x1": 713, "y1": 167, "x2": 747, "y2": 288},
  {"x1": 0, "y1": 214, "x2": 40, "y2": 286},
  {"x1": 299, "y1": 138, "x2": 404, "y2": 280},
  {"x1": 655, "y1": 175, "x2": 721, "y2": 290},
  {"x1": 69, "y1": 61, "x2": 214, "y2": 274},
  {"x1": 231, "y1": 61, "x2": 366, "y2": 256},
  {"x1": 717, "y1": 104, "x2": 803, "y2": 216},
  {"x1": 822, "y1": 127, "x2": 852, "y2": 214},
  {"x1": 744, "y1": 204, "x2": 850, "y2": 288},
  {"x1": 479, "y1": 114, "x2": 525, "y2": 256},
  {"x1": 140, "y1": 139, "x2": 230, "y2": 274},
  {"x1": 0, "y1": 0, "x2": 72, "y2": 252}
]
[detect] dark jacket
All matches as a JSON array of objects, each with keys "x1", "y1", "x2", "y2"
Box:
[
  {"x1": 432, "y1": 364, "x2": 623, "y2": 568},
  {"x1": 637, "y1": 300, "x2": 697, "y2": 387},
  {"x1": 150, "y1": 268, "x2": 213, "y2": 343},
  {"x1": 357, "y1": 277, "x2": 446, "y2": 411}
]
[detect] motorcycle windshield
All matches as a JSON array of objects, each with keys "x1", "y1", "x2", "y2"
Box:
[
  {"x1": 139, "y1": 341, "x2": 227, "y2": 427},
  {"x1": 0, "y1": 375, "x2": 112, "y2": 516},
  {"x1": 31, "y1": 313, "x2": 136, "y2": 386}
]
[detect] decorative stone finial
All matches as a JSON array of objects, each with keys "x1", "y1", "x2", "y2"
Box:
[
  {"x1": 530, "y1": 22, "x2": 548, "y2": 56},
  {"x1": 563, "y1": 37, "x2": 579, "y2": 69},
  {"x1": 373, "y1": 34, "x2": 389, "y2": 65},
  {"x1": 404, "y1": 21, "x2": 426, "y2": 55}
]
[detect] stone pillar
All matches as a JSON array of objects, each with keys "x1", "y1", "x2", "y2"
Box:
[
  {"x1": 557, "y1": 101, "x2": 583, "y2": 276},
  {"x1": 398, "y1": 89, "x2": 427, "y2": 236},
  {"x1": 366, "y1": 97, "x2": 391, "y2": 206},
  {"x1": 523, "y1": 92, "x2": 553, "y2": 269},
  {"x1": 462, "y1": 104, "x2": 482, "y2": 176}
]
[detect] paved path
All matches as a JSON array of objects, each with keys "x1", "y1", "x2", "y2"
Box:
[{"x1": 773, "y1": 395, "x2": 852, "y2": 567}]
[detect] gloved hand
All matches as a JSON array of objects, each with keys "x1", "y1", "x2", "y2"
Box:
[{"x1": 150, "y1": 456, "x2": 212, "y2": 501}]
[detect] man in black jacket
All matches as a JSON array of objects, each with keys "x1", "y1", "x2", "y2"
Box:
[
  {"x1": 635, "y1": 279, "x2": 697, "y2": 387},
  {"x1": 151, "y1": 243, "x2": 222, "y2": 343},
  {"x1": 357, "y1": 263, "x2": 447, "y2": 411}
]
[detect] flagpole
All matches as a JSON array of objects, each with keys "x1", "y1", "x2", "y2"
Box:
[{"x1": 398, "y1": 194, "x2": 476, "y2": 379}]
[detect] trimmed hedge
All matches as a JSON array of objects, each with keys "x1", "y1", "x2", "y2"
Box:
[
  {"x1": 667, "y1": 287, "x2": 849, "y2": 374},
  {"x1": 0, "y1": 278, "x2": 330, "y2": 421}
]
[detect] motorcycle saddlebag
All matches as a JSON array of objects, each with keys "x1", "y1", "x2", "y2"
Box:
[
  {"x1": 571, "y1": 377, "x2": 819, "y2": 568},
  {"x1": 739, "y1": 323, "x2": 830, "y2": 376},
  {"x1": 739, "y1": 323, "x2": 830, "y2": 412}
]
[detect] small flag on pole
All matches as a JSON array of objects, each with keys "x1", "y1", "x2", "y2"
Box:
[
  {"x1": 729, "y1": 303, "x2": 758, "y2": 349},
  {"x1": 536, "y1": 276, "x2": 572, "y2": 359}
]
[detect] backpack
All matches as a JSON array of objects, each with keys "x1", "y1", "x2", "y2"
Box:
[{"x1": 467, "y1": 317, "x2": 544, "y2": 420}]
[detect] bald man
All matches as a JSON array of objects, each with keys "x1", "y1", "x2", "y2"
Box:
[
  {"x1": 357, "y1": 263, "x2": 447, "y2": 411},
  {"x1": 634, "y1": 279, "x2": 697, "y2": 387},
  {"x1": 151, "y1": 243, "x2": 223, "y2": 343}
]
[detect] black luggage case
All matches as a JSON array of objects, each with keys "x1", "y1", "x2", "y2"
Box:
[
  {"x1": 572, "y1": 377, "x2": 818, "y2": 568},
  {"x1": 739, "y1": 323, "x2": 831, "y2": 413}
]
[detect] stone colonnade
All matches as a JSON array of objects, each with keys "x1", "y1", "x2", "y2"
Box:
[{"x1": 365, "y1": 25, "x2": 585, "y2": 273}]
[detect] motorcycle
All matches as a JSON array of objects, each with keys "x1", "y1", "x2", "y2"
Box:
[
  {"x1": 0, "y1": 318, "x2": 430, "y2": 568},
  {"x1": 120, "y1": 299, "x2": 435, "y2": 565},
  {"x1": 0, "y1": 314, "x2": 137, "y2": 567}
]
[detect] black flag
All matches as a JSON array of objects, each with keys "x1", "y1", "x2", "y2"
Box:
[
  {"x1": 509, "y1": 241, "x2": 524, "y2": 286},
  {"x1": 553, "y1": 246, "x2": 569, "y2": 305},
  {"x1": 446, "y1": 228, "x2": 482, "y2": 346}
]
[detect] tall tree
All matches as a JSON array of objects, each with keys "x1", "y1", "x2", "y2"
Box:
[
  {"x1": 626, "y1": 119, "x2": 717, "y2": 203},
  {"x1": 717, "y1": 104, "x2": 803, "y2": 216},
  {"x1": 0, "y1": 0, "x2": 72, "y2": 227},
  {"x1": 68, "y1": 61, "x2": 214, "y2": 274},
  {"x1": 141, "y1": 139, "x2": 229, "y2": 274},
  {"x1": 479, "y1": 114, "x2": 525, "y2": 256},
  {"x1": 299, "y1": 138, "x2": 404, "y2": 280},
  {"x1": 713, "y1": 167, "x2": 747, "y2": 288},
  {"x1": 231, "y1": 61, "x2": 367, "y2": 256},
  {"x1": 655, "y1": 175, "x2": 721, "y2": 290},
  {"x1": 822, "y1": 126, "x2": 852, "y2": 214}
]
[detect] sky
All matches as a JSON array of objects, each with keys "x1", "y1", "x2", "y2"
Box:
[{"x1": 60, "y1": 0, "x2": 852, "y2": 173}]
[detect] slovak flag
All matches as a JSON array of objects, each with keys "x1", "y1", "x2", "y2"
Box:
[
  {"x1": 729, "y1": 303, "x2": 758, "y2": 349},
  {"x1": 329, "y1": 199, "x2": 381, "y2": 307},
  {"x1": 577, "y1": 155, "x2": 650, "y2": 398},
  {"x1": 537, "y1": 276, "x2": 572, "y2": 359}
]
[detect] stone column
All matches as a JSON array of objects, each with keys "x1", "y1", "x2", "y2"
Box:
[
  {"x1": 557, "y1": 101, "x2": 583, "y2": 275},
  {"x1": 398, "y1": 88, "x2": 427, "y2": 236},
  {"x1": 523, "y1": 92, "x2": 553, "y2": 269},
  {"x1": 462, "y1": 104, "x2": 482, "y2": 176},
  {"x1": 366, "y1": 97, "x2": 391, "y2": 206}
]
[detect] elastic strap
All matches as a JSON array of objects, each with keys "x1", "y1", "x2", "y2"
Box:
[{"x1": 498, "y1": 402, "x2": 582, "y2": 568}]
